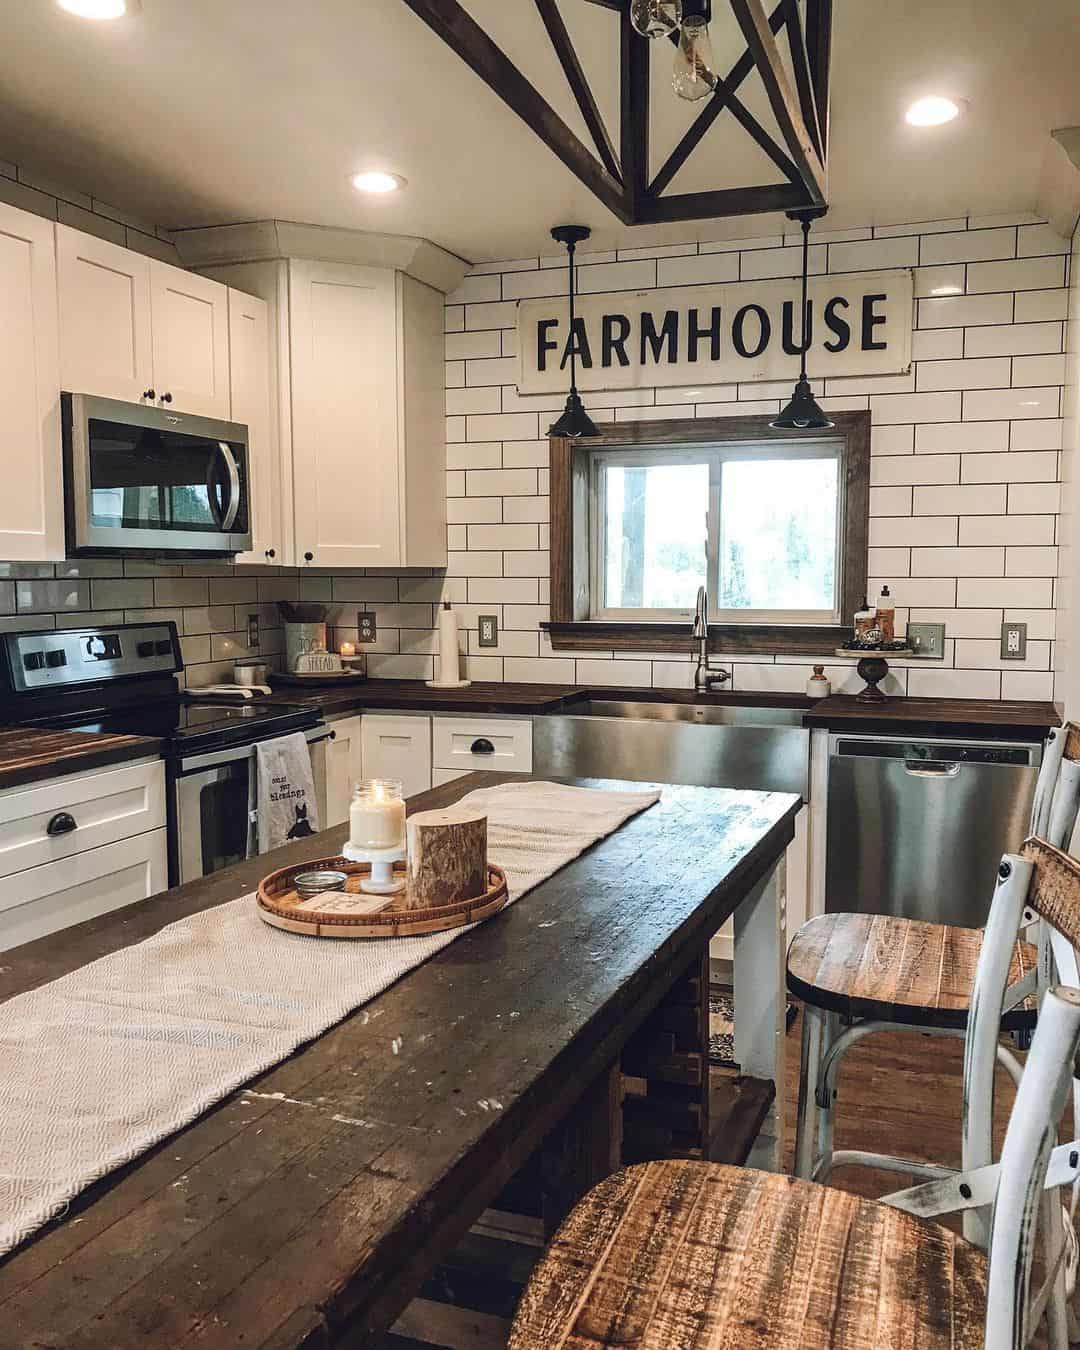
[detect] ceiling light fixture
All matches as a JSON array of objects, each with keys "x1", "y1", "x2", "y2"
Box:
[
  {"x1": 548, "y1": 225, "x2": 599, "y2": 441},
  {"x1": 57, "y1": 0, "x2": 136, "y2": 17},
  {"x1": 351, "y1": 171, "x2": 407, "y2": 195},
  {"x1": 772, "y1": 210, "x2": 833, "y2": 432},
  {"x1": 632, "y1": 0, "x2": 718, "y2": 104},
  {"x1": 905, "y1": 95, "x2": 961, "y2": 127}
]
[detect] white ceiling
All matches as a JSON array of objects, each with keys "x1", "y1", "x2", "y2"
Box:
[{"x1": 0, "y1": 0, "x2": 1078, "y2": 265}]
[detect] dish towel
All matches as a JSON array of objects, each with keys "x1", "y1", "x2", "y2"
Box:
[
  {"x1": 255, "y1": 731, "x2": 319, "y2": 852},
  {"x1": 0, "y1": 780, "x2": 660, "y2": 1255}
]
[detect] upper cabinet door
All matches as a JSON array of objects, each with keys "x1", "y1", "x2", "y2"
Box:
[
  {"x1": 229, "y1": 288, "x2": 280, "y2": 566},
  {"x1": 289, "y1": 260, "x2": 400, "y2": 568},
  {"x1": 0, "y1": 205, "x2": 63, "y2": 561},
  {"x1": 149, "y1": 260, "x2": 230, "y2": 419},
  {"x1": 56, "y1": 224, "x2": 154, "y2": 404}
]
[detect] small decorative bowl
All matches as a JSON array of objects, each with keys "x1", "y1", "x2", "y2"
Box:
[{"x1": 293, "y1": 869, "x2": 348, "y2": 900}]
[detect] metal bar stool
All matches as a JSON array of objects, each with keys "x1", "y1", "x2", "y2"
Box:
[
  {"x1": 509, "y1": 838, "x2": 1080, "y2": 1350},
  {"x1": 788, "y1": 722, "x2": 1080, "y2": 1189}
]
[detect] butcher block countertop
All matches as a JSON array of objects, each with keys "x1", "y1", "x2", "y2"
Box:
[
  {"x1": 803, "y1": 694, "x2": 1060, "y2": 739},
  {"x1": 0, "y1": 727, "x2": 163, "y2": 791}
]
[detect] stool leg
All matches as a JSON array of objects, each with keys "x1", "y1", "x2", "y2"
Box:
[
  {"x1": 1040, "y1": 1192, "x2": 1070, "y2": 1350},
  {"x1": 814, "y1": 1011, "x2": 840, "y2": 1183},
  {"x1": 794, "y1": 1004, "x2": 822, "y2": 1179}
]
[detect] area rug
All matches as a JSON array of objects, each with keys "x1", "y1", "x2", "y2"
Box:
[{"x1": 709, "y1": 983, "x2": 797, "y2": 1070}]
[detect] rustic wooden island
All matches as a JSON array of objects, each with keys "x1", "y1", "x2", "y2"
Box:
[{"x1": 0, "y1": 773, "x2": 799, "y2": 1349}]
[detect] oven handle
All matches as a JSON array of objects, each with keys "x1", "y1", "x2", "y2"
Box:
[
  {"x1": 176, "y1": 724, "x2": 332, "y2": 775},
  {"x1": 217, "y1": 442, "x2": 242, "y2": 531}
]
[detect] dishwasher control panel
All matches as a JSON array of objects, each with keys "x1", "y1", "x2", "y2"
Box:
[{"x1": 835, "y1": 739, "x2": 1036, "y2": 766}]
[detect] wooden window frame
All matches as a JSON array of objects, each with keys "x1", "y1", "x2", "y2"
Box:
[{"x1": 544, "y1": 410, "x2": 870, "y2": 656}]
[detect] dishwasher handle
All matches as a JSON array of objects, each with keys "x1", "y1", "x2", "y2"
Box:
[{"x1": 903, "y1": 760, "x2": 962, "y2": 778}]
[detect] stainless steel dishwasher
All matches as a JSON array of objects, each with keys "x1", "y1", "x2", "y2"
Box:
[{"x1": 825, "y1": 732, "x2": 1043, "y2": 927}]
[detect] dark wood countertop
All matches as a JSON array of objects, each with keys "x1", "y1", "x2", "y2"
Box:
[
  {"x1": 0, "y1": 726, "x2": 162, "y2": 790},
  {"x1": 0, "y1": 772, "x2": 799, "y2": 1347},
  {"x1": 803, "y1": 694, "x2": 1060, "y2": 739}
]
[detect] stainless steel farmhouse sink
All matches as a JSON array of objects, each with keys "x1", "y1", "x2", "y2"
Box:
[{"x1": 532, "y1": 699, "x2": 810, "y2": 796}]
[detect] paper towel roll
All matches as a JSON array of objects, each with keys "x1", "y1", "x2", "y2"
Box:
[{"x1": 437, "y1": 602, "x2": 460, "y2": 684}]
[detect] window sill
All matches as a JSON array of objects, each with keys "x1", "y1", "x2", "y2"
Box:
[{"x1": 542, "y1": 621, "x2": 854, "y2": 656}]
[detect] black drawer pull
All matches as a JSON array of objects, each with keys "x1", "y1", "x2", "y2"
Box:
[
  {"x1": 46, "y1": 812, "x2": 78, "y2": 837},
  {"x1": 470, "y1": 737, "x2": 495, "y2": 755}
]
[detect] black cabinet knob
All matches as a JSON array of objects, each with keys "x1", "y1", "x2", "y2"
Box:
[
  {"x1": 265, "y1": 548, "x2": 276, "y2": 559},
  {"x1": 46, "y1": 812, "x2": 78, "y2": 837},
  {"x1": 160, "y1": 392, "x2": 173, "y2": 404},
  {"x1": 303, "y1": 551, "x2": 314, "y2": 562},
  {"x1": 470, "y1": 737, "x2": 495, "y2": 755},
  {"x1": 143, "y1": 388, "x2": 155, "y2": 400}
]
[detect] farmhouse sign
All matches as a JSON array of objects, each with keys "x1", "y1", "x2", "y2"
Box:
[{"x1": 516, "y1": 269, "x2": 913, "y2": 396}]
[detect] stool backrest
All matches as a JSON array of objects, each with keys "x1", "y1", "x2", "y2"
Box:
[
  {"x1": 1030, "y1": 721, "x2": 1080, "y2": 848},
  {"x1": 964, "y1": 840, "x2": 1080, "y2": 1347}
]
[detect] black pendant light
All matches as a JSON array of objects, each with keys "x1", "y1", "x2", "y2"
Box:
[
  {"x1": 548, "y1": 224, "x2": 599, "y2": 439},
  {"x1": 771, "y1": 210, "x2": 833, "y2": 432}
]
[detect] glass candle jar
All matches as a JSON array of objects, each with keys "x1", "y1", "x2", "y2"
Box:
[{"x1": 349, "y1": 779, "x2": 405, "y2": 851}]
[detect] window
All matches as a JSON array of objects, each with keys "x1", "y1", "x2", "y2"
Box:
[{"x1": 591, "y1": 440, "x2": 845, "y2": 624}]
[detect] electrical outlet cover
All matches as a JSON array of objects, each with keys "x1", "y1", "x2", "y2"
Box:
[
  {"x1": 357, "y1": 611, "x2": 377, "y2": 644},
  {"x1": 907, "y1": 622, "x2": 945, "y2": 659},
  {"x1": 1001, "y1": 622, "x2": 1027, "y2": 661},
  {"x1": 477, "y1": 614, "x2": 499, "y2": 648},
  {"x1": 247, "y1": 613, "x2": 259, "y2": 648}
]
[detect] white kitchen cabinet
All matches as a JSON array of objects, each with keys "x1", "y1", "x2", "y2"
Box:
[
  {"x1": 360, "y1": 715, "x2": 432, "y2": 800},
  {"x1": 56, "y1": 224, "x2": 154, "y2": 404},
  {"x1": 149, "y1": 260, "x2": 230, "y2": 418},
  {"x1": 228, "y1": 288, "x2": 280, "y2": 565},
  {"x1": 57, "y1": 224, "x2": 230, "y2": 418},
  {"x1": 325, "y1": 713, "x2": 365, "y2": 826},
  {"x1": 0, "y1": 829, "x2": 167, "y2": 952},
  {"x1": 204, "y1": 257, "x2": 446, "y2": 570},
  {"x1": 432, "y1": 717, "x2": 533, "y2": 776},
  {"x1": 0, "y1": 202, "x2": 63, "y2": 561}
]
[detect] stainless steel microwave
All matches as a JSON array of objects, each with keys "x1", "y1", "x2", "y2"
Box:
[{"x1": 62, "y1": 393, "x2": 252, "y2": 556}]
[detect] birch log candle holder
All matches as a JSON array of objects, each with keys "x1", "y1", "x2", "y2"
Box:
[{"x1": 405, "y1": 807, "x2": 488, "y2": 911}]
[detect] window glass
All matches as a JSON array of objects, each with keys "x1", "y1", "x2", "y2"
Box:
[{"x1": 602, "y1": 462, "x2": 708, "y2": 610}]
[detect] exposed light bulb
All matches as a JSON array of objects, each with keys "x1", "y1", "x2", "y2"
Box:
[
  {"x1": 57, "y1": 0, "x2": 134, "y2": 16},
  {"x1": 905, "y1": 95, "x2": 961, "y2": 127},
  {"x1": 630, "y1": 0, "x2": 682, "y2": 39},
  {"x1": 351, "y1": 171, "x2": 407, "y2": 195},
  {"x1": 673, "y1": 15, "x2": 717, "y2": 102}
]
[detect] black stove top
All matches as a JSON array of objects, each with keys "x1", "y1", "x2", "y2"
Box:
[{"x1": 45, "y1": 696, "x2": 321, "y2": 755}]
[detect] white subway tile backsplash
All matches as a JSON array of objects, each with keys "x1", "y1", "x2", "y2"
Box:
[
  {"x1": 576, "y1": 259, "x2": 657, "y2": 294},
  {"x1": 911, "y1": 546, "x2": 1003, "y2": 576},
  {"x1": 871, "y1": 425, "x2": 914, "y2": 455},
  {"x1": 914, "y1": 421, "x2": 1008, "y2": 454},
  {"x1": 908, "y1": 607, "x2": 1003, "y2": 639},
  {"x1": 870, "y1": 516, "x2": 957, "y2": 547},
  {"x1": 1014, "y1": 289, "x2": 1069, "y2": 322},
  {"x1": 829, "y1": 235, "x2": 918, "y2": 271},
  {"x1": 656, "y1": 253, "x2": 738, "y2": 286},
  {"x1": 465, "y1": 300, "x2": 519, "y2": 330},
  {"x1": 446, "y1": 442, "x2": 502, "y2": 471},
  {"x1": 869, "y1": 486, "x2": 914, "y2": 515},
  {"x1": 956, "y1": 577, "x2": 1054, "y2": 607},
  {"x1": 960, "y1": 451, "x2": 1059, "y2": 483},
  {"x1": 966, "y1": 256, "x2": 1066, "y2": 294},
  {"x1": 465, "y1": 414, "x2": 539, "y2": 443},
  {"x1": 465, "y1": 356, "x2": 519, "y2": 387},
  {"x1": 1001, "y1": 670, "x2": 1055, "y2": 700},
  {"x1": 906, "y1": 667, "x2": 1001, "y2": 699},
  {"x1": 962, "y1": 387, "x2": 1060, "y2": 421},
  {"x1": 447, "y1": 273, "x2": 501, "y2": 306},
  {"x1": 870, "y1": 391, "x2": 962, "y2": 425},
  {"x1": 445, "y1": 330, "x2": 503, "y2": 360},
  {"x1": 739, "y1": 243, "x2": 826, "y2": 280},
  {"x1": 920, "y1": 227, "x2": 1016, "y2": 266},
  {"x1": 1010, "y1": 419, "x2": 1063, "y2": 450},
  {"x1": 959, "y1": 515, "x2": 1055, "y2": 546},
  {"x1": 913, "y1": 484, "x2": 1007, "y2": 515},
  {"x1": 446, "y1": 386, "x2": 501, "y2": 416},
  {"x1": 964, "y1": 322, "x2": 1063, "y2": 357},
  {"x1": 918, "y1": 294, "x2": 1013, "y2": 328},
  {"x1": 871, "y1": 455, "x2": 960, "y2": 486},
  {"x1": 504, "y1": 656, "x2": 576, "y2": 683},
  {"x1": 1009, "y1": 482, "x2": 1061, "y2": 513},
  {"x1": 913, "y1": 264, "x2": 966, "y2": 298},
  {"x1": 1005, "y1": 545, "x2": 1058, "y2": 576},
  {"x1": 1012, "y1": 354, "x2": 1066, "y2": 387},
  {"x1": 1017, "y1": 223, "x2": 1070, "y2": 257},
  {"x1": 915, "y1": 357, "x2": 1011, "y2": 391},
  {"x1": 912, "y1": 328, "x2": 964, "y2": 361}
]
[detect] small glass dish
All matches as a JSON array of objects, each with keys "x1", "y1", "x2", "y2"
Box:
[{"x1": 293, "y1": 869, "x2": 348, "y2": 900}]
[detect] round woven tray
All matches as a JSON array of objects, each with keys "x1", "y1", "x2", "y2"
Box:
[{"x1": 256, "y1": 855, "x2": 509, "y2": 938}]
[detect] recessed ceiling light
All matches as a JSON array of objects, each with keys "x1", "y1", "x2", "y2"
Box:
[
  {"x1": 57, "y1": 0, "x2": 137, "y2": 17},
  {"x1": 905, "y1": 95, "x2": 961, "y2": 128},
  {"x1": 351, "y1": 171, "x2": 407, "y2": 195}
]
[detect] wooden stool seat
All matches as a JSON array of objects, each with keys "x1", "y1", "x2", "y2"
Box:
[
  {"x1": 509, "y1": 1159, "x2": 987, "y2": 1348},
  {"x1": 786, "y1": 912, "x2": 1038, "y2": 1031}
]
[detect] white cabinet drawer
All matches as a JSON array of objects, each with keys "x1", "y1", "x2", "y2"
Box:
[
  {"x1": 432, "y1": 717, "x2": 533, "y2": 775},
  {"x1": 0, "y1": 828, "x2": 167, "y2": 952},
  {"x1": 360, "y1": 714, "x2": 432, "y2": 800},
  {"x1": 0, "y1": 760, "x2": 166, "y2": 880}
]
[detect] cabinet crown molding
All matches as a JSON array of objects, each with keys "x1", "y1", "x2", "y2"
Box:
[{"x1": 173, "y1": 220, "x2": 469, "y2": 294}]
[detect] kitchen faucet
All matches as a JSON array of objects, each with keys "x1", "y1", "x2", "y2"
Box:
[{"x1": 692, "y1": 585, "x2": 730, "y2": 692}]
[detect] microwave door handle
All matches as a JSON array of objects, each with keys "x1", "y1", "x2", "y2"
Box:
[{"x1": 217, "y1": 442, "x2": 241, "y2": 531}]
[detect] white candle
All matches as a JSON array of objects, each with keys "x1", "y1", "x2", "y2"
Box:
[
  {"x1": 349, "y1": 780, "x2": 405, "y2": 850},
  {"x1": 339, "y1": 640, "x2": 356, "y2": 659}
]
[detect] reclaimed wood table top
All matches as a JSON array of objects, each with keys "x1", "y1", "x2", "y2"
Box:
[{"x1": 0, "y1": 773, "x2": 799, "y2": 1350}]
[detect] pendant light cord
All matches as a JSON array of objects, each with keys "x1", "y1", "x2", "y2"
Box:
[
  {"x1": 799, "y1": 215, "x2": 810, "y2": 379},
  {"x1": 567, "y1": 238, "x2": 578, "y2": 395}
]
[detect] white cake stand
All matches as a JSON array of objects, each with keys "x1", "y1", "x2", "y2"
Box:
[{"x1": 341, "y1": 841, "x2": 406, "y2": 894}]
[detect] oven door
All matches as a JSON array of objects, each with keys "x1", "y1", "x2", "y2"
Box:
[
  {"x1": 64, "y1": 392, "x2": 252, "y2": 556},
  {"x1": 172, "y1": 729, "x2": 330, "y2": 885}
]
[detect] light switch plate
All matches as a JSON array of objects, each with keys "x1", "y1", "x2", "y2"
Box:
[
  {"x1": 907, "y1": 622, "x2": 945, "y2": 659},
  {"x1": 1001, "y1": 621, "x2": 1027, "y2": 660},
  {"x1": 477, "y1": 614, "x2": 499, "y2": 648},
  {"x1": 247, "y1": 613, "x2": 259, "y2": 648},
  {"x1": 357, "y1": 611, "x2": 377, "y2": 644}
]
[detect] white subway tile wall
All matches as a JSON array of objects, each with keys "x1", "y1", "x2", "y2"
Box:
[{"x1": 0, "y1": 197, "x2": 1068, "y2": 701}]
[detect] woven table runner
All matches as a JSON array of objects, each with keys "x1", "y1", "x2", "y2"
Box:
[{"x1": 0, "y1": 780, "x2": 658, "y2": 1255}]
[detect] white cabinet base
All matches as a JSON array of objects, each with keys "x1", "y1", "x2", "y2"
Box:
[{"x1": 360, "y1": 715, "x2": 432, "y2": 800}]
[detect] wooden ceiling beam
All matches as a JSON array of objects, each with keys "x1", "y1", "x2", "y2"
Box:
[
  {"x1": 781, "y1": 0, "x2": 823, "y2": 162},
  {"x1": 399, "y1": 0, "x2": 631, "y2": 223},
  {"x1": 648, "y1": 0, "x2": 786, "y2": 199},
  {"x1": 804, "y1": 0, "x2": 833, "y2": 164},
  {"x1": 728, "y1": 0, "x2": 827, "y2": 205},
  {"x1": 635, "y1": 182, "x2": 809, "y2": 224},
  {"x1": 534, "y1": 0, "x2": 622, "y2": 183},
  {"x1": 620, "y1": 6, "x2": 650, "y2": 218}
]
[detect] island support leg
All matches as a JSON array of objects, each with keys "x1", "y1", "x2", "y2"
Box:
[
  {"x1": 733, "y1": 858, "x2": 787, "y2": 1172},
  {"x1": 540, "y1": 1060, "x2": 623, "y2": 1238}
]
